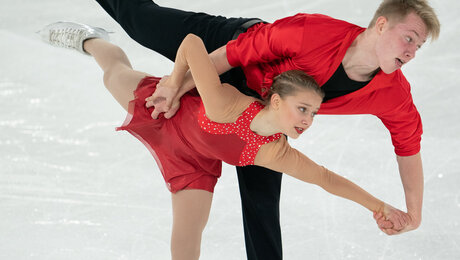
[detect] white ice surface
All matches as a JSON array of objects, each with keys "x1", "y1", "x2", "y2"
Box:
[{"x1": 1, "y1": 0, "x2": 459, "y2": 259}]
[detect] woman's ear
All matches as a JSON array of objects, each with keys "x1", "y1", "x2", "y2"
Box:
[{"x1": 270, "y1": 93, "x2": 281, "y2": 110}]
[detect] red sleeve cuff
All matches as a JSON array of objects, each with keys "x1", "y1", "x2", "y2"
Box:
[
  {"x1": 394, "y1": 143, "x2": 421, "y2": 156},
  {"x1": 226, "y1": 39, "x2": 240, "y2": 67}
]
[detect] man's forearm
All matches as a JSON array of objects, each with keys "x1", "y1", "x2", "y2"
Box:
[
  {"x1": 396, "y1": 152, "x2": 424, "y2": 225},
  {"x1": 177, "y1": 45, "x2": 233, "y2": 97},
  {"x1": 209, "y1": 45, "x2": 233, "y2": 75}
]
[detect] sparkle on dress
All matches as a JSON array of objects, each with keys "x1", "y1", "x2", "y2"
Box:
[{"x1": 198, "y1": 101, "x2": 282, "y2": 166}]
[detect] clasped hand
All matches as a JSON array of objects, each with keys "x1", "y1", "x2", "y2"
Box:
[
  {"x1": 145, "y1": 75, "x2": 182, "y2": 119},
  {"x1": 374, "y1": 204, "x2": 419, "y2": 235}
]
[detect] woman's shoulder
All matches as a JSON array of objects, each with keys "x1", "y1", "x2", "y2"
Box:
[
  {"x1": 254, "y1": 136, "x2": 290, "y2": 166},
  {"x1": 211, "y1": 84, "x2": 260, "y2": 122}
]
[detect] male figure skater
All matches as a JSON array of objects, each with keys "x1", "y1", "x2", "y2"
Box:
[{"x1": 94, "y1": 1, "x2": 440, "y2": 259}]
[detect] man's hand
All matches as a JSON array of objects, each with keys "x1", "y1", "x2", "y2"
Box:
[
  {"x1": 373, "y1": 206, "x2": 420, "y2": 235},
  {"x1": 145, "y1": 76, "x2": 181, "y2": 119}
]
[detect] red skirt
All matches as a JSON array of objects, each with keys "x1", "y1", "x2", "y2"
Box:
[{"x1": 116, "y1": 77, "x2": 222, "y2": 193}]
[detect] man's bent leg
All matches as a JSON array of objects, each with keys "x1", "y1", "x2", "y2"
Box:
[
  {"x1": 237, "y1": 165, "x2": 283, "y2": 260},
  {"x1": 95, "y1": 0, "x2": 253, "y2": 61}
]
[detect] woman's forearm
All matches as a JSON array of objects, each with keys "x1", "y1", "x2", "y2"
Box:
[
  {"x1": 168, "y1": 37, "x2": 192, "y2": 89},
  {"x1": 318, "y1": 168, "x2": 385, "y2": 213},
  {"x1": 175, "y1": 70, "x2": 196, "y2": 97},
  {"x1": 262, "y1": 146, "x2": 385, "y2": 213}
]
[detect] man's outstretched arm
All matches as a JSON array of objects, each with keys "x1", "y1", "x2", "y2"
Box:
[{"x1": 375, "y1": 152, "x2": 423, "y2": 235}]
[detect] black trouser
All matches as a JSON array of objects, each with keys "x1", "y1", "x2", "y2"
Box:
[{"x1": 95, "y1": 1, "x2": 283, "y2": 259}]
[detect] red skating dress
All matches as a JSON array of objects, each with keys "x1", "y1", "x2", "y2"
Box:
[{"x1": 117, "y1": 76, "x2": 281, "y2": 193}]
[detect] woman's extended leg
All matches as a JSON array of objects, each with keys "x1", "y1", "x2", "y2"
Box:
[
  {"x1": 170, "y1": 189, "x2": 213, "y2": 260},
  {"x1": 38, "y1": 22, "x2": 149, "y2": 111},
  {"x1": 93, "y1": 3, "x2": 284, "y2": 259},
  {"x1": 83, "y1": 38, "x2": 149, "y2": 111}
]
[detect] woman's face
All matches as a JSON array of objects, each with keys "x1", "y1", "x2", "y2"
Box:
[
  {"x1": 274, "y1": 89, "x2": 323, "y2": 139},
  {"x1": 375, "y1": 12, "x2": 428, "y2": 74}
]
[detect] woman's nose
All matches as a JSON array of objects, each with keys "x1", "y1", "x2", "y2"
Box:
[{"x1": 302, "y1": 117, "x2": 312, "y2": 126}]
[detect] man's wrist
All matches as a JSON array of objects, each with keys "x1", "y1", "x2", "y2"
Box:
[{"x1": 406, "y1": 208, "x2": 422, "y2": 228}]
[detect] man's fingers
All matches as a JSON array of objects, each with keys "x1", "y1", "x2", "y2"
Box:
[
  {"x1": 374, "y1": 213, "x2": 386, "y2": 225},
  {"x1": 164, "y1": 110, "x2": 174, "y2": 119},
  {"x1": 402, "y1": 213, "x2": 412, "y2": 226},
  {"x1": 387, "y1": 214, "x2": 402, "y2": 231},
  {"x1": 391, "y1": 211, "x2": 410, "y2": 231},
  {"x1": 150, "y1": 108, "x2": 163, "y2": 119},
  {"x1": 381, "y1": 228, "x2": 398, "y2": 235},
  {"x1": 145, "y1": 100, "x2": 154, "y2": 108},
  {"x1": 378, "y1": 220, "x2": 393, "y2": 229},
  {"x1": 164, "y1": 105, "x2": 180, "y2": 119}
]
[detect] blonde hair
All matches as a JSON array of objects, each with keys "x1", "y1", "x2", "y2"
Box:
[
  {"x1": 267, "y1": 70, "x2": 324, "y2": 101},
  {"x1": 369, "y1": 0, "x2": 440, "y2": 41}
]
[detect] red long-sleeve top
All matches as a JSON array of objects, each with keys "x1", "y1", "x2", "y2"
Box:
[{"x1": 226, "y1": 13, "x2": 422, "y2": 156}]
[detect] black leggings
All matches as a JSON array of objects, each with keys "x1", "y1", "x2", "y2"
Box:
[{"x1": 95, "y1": 1, "x2": 283, "y2": 259}]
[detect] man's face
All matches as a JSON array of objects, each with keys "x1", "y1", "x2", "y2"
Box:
[{"x1": 375, "y1": 12, "x2": 428, "y2": 74}]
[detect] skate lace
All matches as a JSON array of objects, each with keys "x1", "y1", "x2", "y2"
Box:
[{"x1": 49, "y1": 28, "x2": 86, "y2": 49}]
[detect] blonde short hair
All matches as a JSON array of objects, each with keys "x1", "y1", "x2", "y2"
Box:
[{"x1": 369, "y1": 0, "x2": 440, "y2": 41}]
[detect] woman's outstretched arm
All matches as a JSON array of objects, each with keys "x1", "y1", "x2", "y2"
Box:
[{"x1": 255, "y1": 139, "x2": 411, "y2": 233}]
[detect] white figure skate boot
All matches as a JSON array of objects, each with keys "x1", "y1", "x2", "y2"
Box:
[{"x1": 38, "y1": 21, "x2": 110, "y2": 54}]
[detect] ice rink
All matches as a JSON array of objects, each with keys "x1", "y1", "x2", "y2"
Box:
[{"x1": 1, "y1": 0, "x2": 459, "y2": 259}]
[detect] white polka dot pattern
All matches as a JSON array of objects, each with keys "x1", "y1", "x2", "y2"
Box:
[{"x1": 198, "y1": 101, "x2": 282, "y2": 166}]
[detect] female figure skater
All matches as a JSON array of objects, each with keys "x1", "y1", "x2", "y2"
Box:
[{"x1": 39, "y1": 22, "x2": 408, "y2": 260}]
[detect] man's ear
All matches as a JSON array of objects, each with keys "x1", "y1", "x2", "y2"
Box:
[{"x1": 375, "y1": 16, "x2": 388, "y2": 35}]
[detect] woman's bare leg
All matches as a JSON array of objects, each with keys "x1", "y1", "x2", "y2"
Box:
[
  {"x1": 170, "y1": 189, "x2": 213, "y2": 260},
  {"x1": 83, "y1": 38, "x2": 150, "y2": 111}
]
